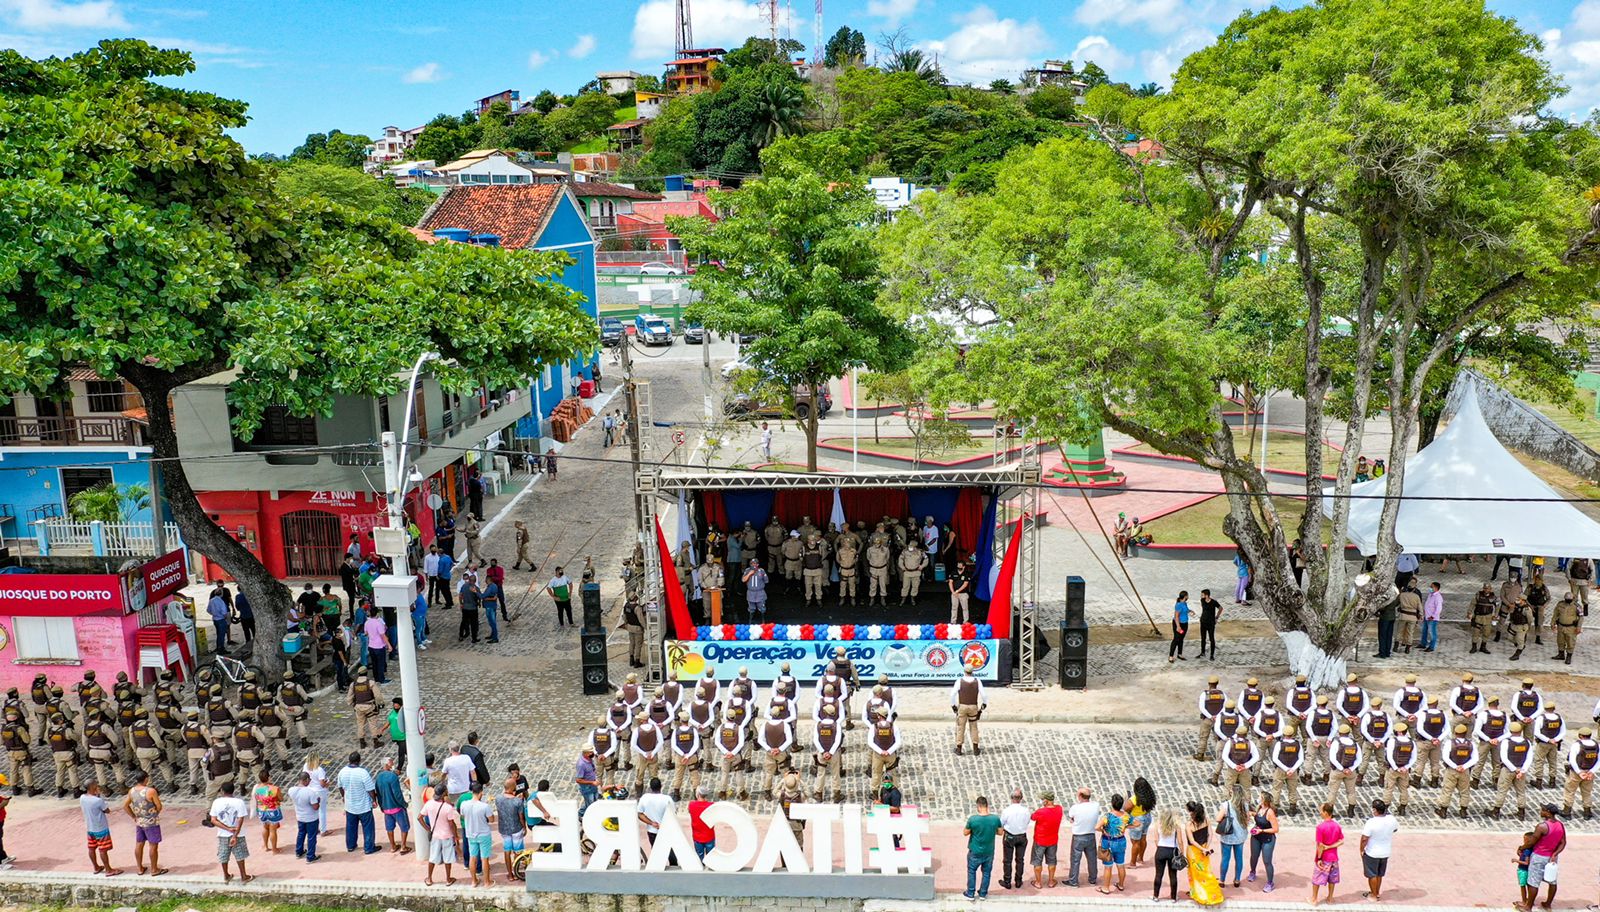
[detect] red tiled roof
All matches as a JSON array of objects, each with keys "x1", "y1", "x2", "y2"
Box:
[
  {"x1": 417, "y1": 184, "x2": 565, "y2": 249},
  {"x1": 568, "y1": 181, "x2": 661, "y2": 201},
  {"x1": 607, "y1": 119, "x2": 646, "y2": 131},
  {"x1": 630, "y1": 199, "x2": 715, "y2": 221}
]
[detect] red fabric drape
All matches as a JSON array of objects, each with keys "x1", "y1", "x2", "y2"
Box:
[
  {"x1": 655, "y1": 518, "x2": 694, "y2": 637},
  {"x1": 773, "y1": 490, "x2": 832, "y2": 528},
  {"x1": 987, "y1": 517, "x2": 1024, "y2": 637},
  {"x1": 839, "y1": 489, "x2": 910, "y2": 527},
  {"x1": 700, "y1": 490, "x2": 728, "y2": 533},
  {"x1": 951, "y1": 488, "x2": 984, "y2": 555}
]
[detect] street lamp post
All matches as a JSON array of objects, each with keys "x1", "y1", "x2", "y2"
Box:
[{"x1": 372, "y1": 350, "x2": 439, "y2": 855}]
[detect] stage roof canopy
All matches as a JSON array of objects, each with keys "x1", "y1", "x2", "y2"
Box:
[
  {"x1": 651, "y1": 465, "x2": 1035, "y2": 491},
  {"x1": 1329, "y1": 385, "x2": 1600, "y2": 558}
]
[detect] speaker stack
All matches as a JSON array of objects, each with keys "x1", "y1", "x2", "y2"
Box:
[
  {"x1": 580, "y1": 582, "x2": 610, "y2": 695},
  {"x1": 1059, "y1": 575, "x2": 1088, "y2": 690}
]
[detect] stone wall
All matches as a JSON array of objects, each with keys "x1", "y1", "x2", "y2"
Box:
[{"x1": 1451, "y1": 369, "x2": 1600, "y2": 482}]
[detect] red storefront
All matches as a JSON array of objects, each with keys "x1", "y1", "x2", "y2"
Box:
[{"x1": 195, "y1": 485, "x2": 438, "y2": 581}]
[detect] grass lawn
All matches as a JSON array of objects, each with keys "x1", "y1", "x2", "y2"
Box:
[
  {"x1": 1125, "y1": 426, "x2": 1340, "y2": 475},
  {"x1": 566, "y1": 136, "x2": 608, "y2": 153},
  {"x1": 1529, "y1": 388, "x2": 1600, "y2": 450},
  {"x1": 1144, "y1": 494, "x2": 1319, "y2": 545},
  {"x1": 753, "y1": 462, "x2": 818, "y2": 472},
  {"x1": 1510, "y1": 451, "x2": 1600, "y2": 521}
]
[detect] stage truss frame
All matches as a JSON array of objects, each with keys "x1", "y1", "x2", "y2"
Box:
[{"x1": 636, "y1": 462, "x2": 1044, "y2": 687}]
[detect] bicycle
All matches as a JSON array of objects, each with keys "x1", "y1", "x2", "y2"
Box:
[{"x1": 211, "y1": 652, "x2": 261, "y2": 688}]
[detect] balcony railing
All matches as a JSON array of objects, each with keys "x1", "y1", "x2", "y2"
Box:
[
  {"x1": 0, "y1": 415, "x2": 144, "y2": 446},
  {"x1": 589, "y1": 215, "x2": 618, "y2": 230}
]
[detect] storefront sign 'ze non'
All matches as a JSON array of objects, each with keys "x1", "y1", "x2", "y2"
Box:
[{"x1": 524, "y1": 800, "x2": 931, "y2": 875}]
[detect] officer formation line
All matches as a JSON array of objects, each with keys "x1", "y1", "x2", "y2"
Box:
[{"x1": 1193, "y1": 672, "x2": 1600, "y2": 822}]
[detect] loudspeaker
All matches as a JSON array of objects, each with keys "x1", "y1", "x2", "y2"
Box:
[
  {"x1": 1059, "y1": 622, "x2": 1088, "y2": 690},
  {"x1": 581, "y1": 583, "x2": 603, "y2": 631},
  {"x1": 581, "y1": 628, "x2": 610, "y2": 695},
  {"x1": 1065, "y1": 575, "x2": 1086, "y2": 627}
]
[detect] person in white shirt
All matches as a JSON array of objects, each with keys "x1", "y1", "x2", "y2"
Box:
[
  {"x1": 1359, "y1": 799, "x2": 1399, "y2": 901},
  {"x1": 208, "y1": 781, "x2": 252, "y2": 883},
  {"x1": 1064, "y1": 787, "x2": 1101, "y2": 887},
  {"x1": 760, "y1": 422, "x2": 773, "y2": 460},
  {"x1": 998, "y1": 790, "x2": 1032, "y2": 890},
  {"x1": 636, "y1": 777, "x2": 679, "y2": 865},
  {"x1": 441, "y1": 741, "x2": 476, "y2": 799}
]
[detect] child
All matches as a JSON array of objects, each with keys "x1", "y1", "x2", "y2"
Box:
[
  {"x1": 508, "y1": 763, "x2": 530, "y2": 800},
  {"x1": 1515, "y1": 831, "x2": 1534, "y2": 909}
]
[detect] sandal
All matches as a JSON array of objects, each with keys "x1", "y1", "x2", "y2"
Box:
[
  {"x1": 241, "y1": 875, "x2": 255, "y2": 884},
  {"x1": 152, "y1": 868, "x2": 170, "y2": 877},
  {"x1": 425, "y1": 879, "x2": 434, "y2": 886}
]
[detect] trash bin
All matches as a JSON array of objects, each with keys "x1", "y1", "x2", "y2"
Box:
[{"x1": 579, "y1": 379, "x2": 595, "y2": 398}]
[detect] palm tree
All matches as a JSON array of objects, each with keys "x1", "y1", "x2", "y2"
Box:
[
  {"x1": 753, "y1": 81, "x2": 806, "y2": 148},
  {"x1": 882, "y1": 48, "x2": 943, "y2": 84}
]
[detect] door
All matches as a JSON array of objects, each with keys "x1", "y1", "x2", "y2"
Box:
[{"x1": 280, "y1": 509, "x2": 343, "y2": 578}]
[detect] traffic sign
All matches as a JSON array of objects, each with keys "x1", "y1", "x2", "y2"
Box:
[
  {"x1": 416, "y1": 706, "x2": 427, "y2": 735},
  {"x1": 672, "y1": 430, "x2": 687, "y2": 446}
]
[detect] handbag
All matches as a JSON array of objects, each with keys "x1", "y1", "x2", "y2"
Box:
[
  {"x1": 1171, "y1": 853, "x2": 1188, "y2": 871},
  {"x1": 1216, "y1": 811, "x2": 1236, "y2": 837},
  {"x1": 1098, "y1": 846, "x2": 1112, "y2": 863}
]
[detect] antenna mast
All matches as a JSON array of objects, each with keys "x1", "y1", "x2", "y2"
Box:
[
  {"x1": 813, "y1": 0, "x2": 823, "y2": 64},
  {"x1": 675, "y1": 0, "x2": 693, "y2": 55}
]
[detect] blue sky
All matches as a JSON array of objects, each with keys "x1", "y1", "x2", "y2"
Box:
[{"x1": 2, "y1": 0, "x2": 1598, "y2": 154}]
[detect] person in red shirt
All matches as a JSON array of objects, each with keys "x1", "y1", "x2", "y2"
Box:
[
  {"x1": 1031, "y1": 790, "x2": 1064, "y2": 888},
  {"x1": 688, "y1": 785, "x2": 716, "y2": 861},
  {"x1": 486, "y1": 560, "x2": 508, "y2": 621}
]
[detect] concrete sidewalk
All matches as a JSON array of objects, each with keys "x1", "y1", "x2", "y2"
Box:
[{"x1": 0, "y1": 794, "x2": 1590, "y2": 907}]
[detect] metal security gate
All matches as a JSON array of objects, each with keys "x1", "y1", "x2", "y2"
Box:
[{"x1": 281, "y1": 510, "x2": 343, "y2": 577}]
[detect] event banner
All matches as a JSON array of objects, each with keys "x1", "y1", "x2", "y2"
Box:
[{"x1": 664, "y1": 638, "x2": 1001, "y2": 683}]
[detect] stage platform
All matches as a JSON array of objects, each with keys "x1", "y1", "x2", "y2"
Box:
[{"x1": 683, "y1": 581, "x2": 988, "y2": 629}]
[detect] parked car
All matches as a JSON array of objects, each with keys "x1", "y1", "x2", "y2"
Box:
[
  {"x1": 684, "y1": 322, "x2": 706, "y2": 344},
  {"x1": 634, "y1": 313, "x2": 674, "y2": 346},
  {"x1": 600, "y1": 317, "x2": 626, "y2": 346},
  {"x1": 725, "y1": 386, "x2": 833, "y2": 420},
  {"x1": 639, "y1": 262, "x2": 683, "y2": 276},
  {"x1": 720, "y1": 357, "x2": 756, "y2": 378}
]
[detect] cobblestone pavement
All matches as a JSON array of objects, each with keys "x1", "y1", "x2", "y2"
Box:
[{"x1": 12, "y1": 365, "x2": 1600, "y2": 847}]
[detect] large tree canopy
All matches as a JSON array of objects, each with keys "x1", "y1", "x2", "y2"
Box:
[
  {"x1": 880, "y1": 0, "x2": 1600, "y2": 683},
  {"x1": 0, "y1": 40, "x2": 597, "y2": 669}
]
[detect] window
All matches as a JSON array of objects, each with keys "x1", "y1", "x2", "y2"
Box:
[
  {"x1": 85, "y1": 380, "x2": 125, "y2": 413},
  {"x1": 492, "y1": 173, "x2": 510, "y2": 184},
  {"x1": 247, "y1": 406, "x2": 318, "y2": 447},
  {"x1": 541, "y1": 365, "x2": 553, "y2": 390},
  {"x1": 13, "y1": 616, "x2": 79, "y2": 662},
  {"x1": 377, "y1": 396, "x2": 391, "y2": 434},
  {"x1": 60, "y1": 467, "x2": 113, "y2": 501}
]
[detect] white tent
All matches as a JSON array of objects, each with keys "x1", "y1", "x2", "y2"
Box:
[{"x1": 1330, "y1": 384, "x2": 1600, "y2": 558}]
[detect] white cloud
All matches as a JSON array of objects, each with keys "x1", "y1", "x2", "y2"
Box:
[
  {"x1": 1072, "y1": 35, "x2": 1131, "y2": 77},
  {"x1": 568, "y1": 33, "x2": 596, "y2": 58},
  {"x1": 141, "y1": 35, "x2": 263, "y2": 68},
  {"x1": 921, "y1": 6, "x2": 1051, "y2": 85},
  {"x1": 403, "y1": 62, "x2": 445, "y2": 84},
  {"x1": 528, "y1": 49, "x2": 553, "y2": 69},
  {"x1": 0, "y1": 0, "x2": 127, "y2": 29},
  {"x1": 1136, "y1": 27, "x2": 1213, "y2": 87},
  {"x1": 1074, "y1": 0, "x2": 1248, "y2": 36},
  {"x1": 1543, "y1": 2, "x2": 1600, "y2": 117},
  {"x1": 631, "y1": 0, "x2": 805, "y2": 61},
  {"x1": 866, "y1": 0, "x2": 918, "y2": 27}
]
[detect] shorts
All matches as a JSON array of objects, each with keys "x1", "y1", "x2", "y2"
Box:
[
  {"x1": 383, "y1": 808, "x2": 410, "y2": 833},
  {"x1": 1527, "y1": 854, "x2": 1553, "y2": 887},
  {"x1": 1030, "y1": 842, "x2": 1058, "y2": 866},
  {"x1": 1518, "y1": 868, "x2": 1529, "y2": 888},
  {"x1": 218, "y1": 838, "x2": 250, "y2": 862},
  {"x1": 258, "y1": 809, "x2": 283, "y2": 824},
  {"x1": 1312, "y1": 860, "x2": 1340, "y2": 886},
  {"x1": 502, "y1": 832, "x2": 525, "y2": 852},
  {"x1": 87, "y1": 831, "x2": 113, "y2": 852},
  {"x1": 429, "y1": 837, "x2": 458, "y2": 864},
  {"x1": 1362, "y1": 854, "x2": 1388, "y2": 879},
  {"x1": 135, "y1": 825, "x2": 163, "y2": 844},
  {"x1": 1102, "y1": 838, "x2": 1126, "y2": 866},
  {"x1": 468, "y1": 834, "x2": 493, "y2": 859}
]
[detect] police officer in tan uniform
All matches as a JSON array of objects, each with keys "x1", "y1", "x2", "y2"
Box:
[
  {"x1": 233, "y1": 719, "x2": 268, "y2": 785},
  {"x1": 780, "y1": 532, "x2": 804, "y2": 591},
  {"x1": 801, "y1": 535, "x2": 827, "y2": 607},
  {"x1": 865, "y1": 538, "x2": 892, "y2": 607},
  {"x1": 1473, "y1": 696, "x2": 1511, "y2": 787},
  {"x1": 866, "y1": 706, "x2": 901, "y2": 797},
  {"x1": 813, "y1": 702, "x2": 846, "y2": 801},
  {"x1": 836, "y1": 536, "x2": 861, "y2": 607},
  {"x1": 669, "y1": 711, "x2": 701, "y2": 801},
  {"x1": 951, "y1": 662, "x2": 986, "y2": 756},
  {"x1": 1269, "y1": 722, "x2": 1304, "y2": 814},
  {"x1": 83, "y1": 708, "x2": 125, "y2": 794},
  {"x1": 898, "y1": 541, "x2": 927, "y2": 605},
  {"x1": 1357, "y1": 697, "x2": 1391, "y2": 785},
  {"x1": 1305, "y1": 695, "x2": 1337, "y2": 784},
  {"x1": 278, "y1": 670, "x2": 314, "y2": 749},
  {"x1": 235, "y1": 671, "x2": 266, "y2": 726},
  {"x1": 47, "y1": 711, "x2": 81, "y2": 798},
  {"x1": 205, "y1": 691, "x2": 237, "y2": 742},
  {"x1": 1490, "y1": 721, "x2": 1534, "y2": 820},
  {"x1": 587, "y1": 714, "x2": 619, "y2": 789},
  {"x1": 180, "y1": 710, "x2": 210, "y2": 794},
  {"x1": 1436, "y1": 723, "x2": 1479, "y2": 819},
  {"x1": 1554, "y1": 594, "x2": 1583, "y2": 664},
  {"x1": 1219, "y1": 724, "x2": 1259, "y2": 794},
  {"x1": 756, "y1": 710, "x2": 793, "y2": 798},
  {"x1": 1417, "y1": 696, "x2": 1450, "y2": 787},
  {"x1": 255, "y1": 699, "x2": 289, "y2": 764},
  {"x1": 1326, "y1": 724, "x2": 1363, "y2": 815},
  {"x1": 1470, "y1": 582, "x2": 1498, "y2": 653},
  {"x1": 2, "y1": 707, "x2": 36, "y2": 795},
  {"x1": 1381, "y1": 722, "x2": 1417, "y2": 815},
  {"x1": 128, "y1": 707, "x2": 169, "y2": 791},
  {"x1": 1194, "y1": 677, "x2": 1228, "y2": 761},
  {"x1": 348, "y1": 671, "x2": 384, "y2": 747},
  {"x1": 1562, "y1": 728, "x2": 1599, "y2": 819},
  {"x1": 714, "y1": 715, "x2": 748, "y2": 800},
  {"x1": 1532, "y1": 702, "x2": 1567, "y2": 789},
  {"x1": 27, "y1": 673, "x2": 51, "y2": 746},
  {"x1": 762, "y1": 517, "x2": 786, "y2": 569},
  {"x1": 631, "y1": 711, "x2": 663, "y2": 793},
  {"x1": 203, "y1": 732, "x2": 236, "y2": 801}
]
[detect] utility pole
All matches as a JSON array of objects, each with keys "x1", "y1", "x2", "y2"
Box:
[
  {"x1": 376, "y1": 430, "x2": 429, "y2": 855},
  {"x1": 621, "y1": 334, "x2": 645, "y2": 535}
]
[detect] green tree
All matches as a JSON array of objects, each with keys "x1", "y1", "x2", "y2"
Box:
[
  {"x1": 988, "y1": 79, "x2": 1014, "y2": 95},
  {"x1": 275, "y1": 161, "x2": 434, "y2": 225},
  {"x1": 753, "y1": 80, "x2": 807, "y2": 147},
  {"x1": 544, "y1": 91, "x2": 620, "y2": 149},
  {"x1": 1078, "y1": 60, "x2": 1109, "y2": 88},
  {"x1": 1135, "y1": 82, "x2": 1162, "y2": 97},
  {"x1": 477, "y1": 100, "x2": 513, "y2": 150},
  {"x1": 881, "y1": 1, "x2": 1600, "y2": 683},
  {"x1": 0, "y1": 40, "x2": 597, "y2": 671},
  {"x1": 637, "y1": 96, "x2": 700, "y2": 176},
  {"x1": 694, "y1": 62, "x2": 803, "y2": 175},
  {"x1": 412, "y1": 113, "x2": 481, "y2": 164},
  {"x1": 881, "y1": 48, "x2": 943, "y2": 85},
  {"x1": 67, "y1": 483, "x2": 150, "y2": 523},
  {"x1": 675, "y1": 149, "x2": 915, "y2": 468},
  {"x1": 824, "y1": 26, "x2": 867, "y2": 68},
  {"x1": 635, "y1": 74, "x2": 664, "y2": 94},
  {"x1": 1024, "y1": 85, "x2": 1077, "y2": 120},
  {"x1": 288, "y1": 129, "x2": 372, "y2": 167},
  {"x1": 531, "y1": 89, "x2": 560, "y2": 113},
  {"x1": 505, "y1": 110, "x2": 548, "y2": 152}
]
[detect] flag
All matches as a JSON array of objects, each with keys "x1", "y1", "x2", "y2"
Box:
[
  {"x1": 830, "y1": 488, "x2": 847, "y2": 531},
  {"x1": 973, "y1": 493, "x2": 999, "y2": 601},
  {"x1": 986, "y1": 518, "x2": 1025, "y2": 637},
  {"x1": 654, "y1": 517, "x2": 694, "y2": 637},
  {"x1": 677, "y1": 491, "x2": 701, "y2": 600}
]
